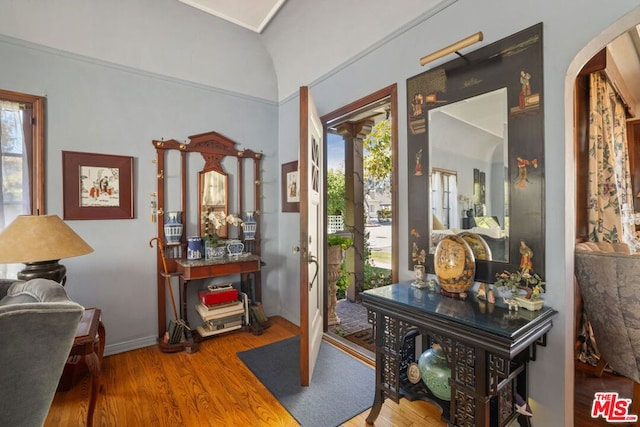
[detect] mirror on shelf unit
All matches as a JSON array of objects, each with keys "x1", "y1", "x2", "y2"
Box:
[
  {"x1": 199, "y1": 169, "x2": 229, "y2": 239},
  {"x1": 428, "y1": 88, "x2": 509, "y2": 262},
  {"x1": 407, "y1": 23, "x2": 544, "y2": 284}
]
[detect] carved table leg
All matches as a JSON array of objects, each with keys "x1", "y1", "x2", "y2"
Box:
[
  {"x1": 367, "y1": 309, "x2": 384, "y2": 424},
  {"x1": 366, "y1": 387, "x2": 385, "y2": 424},
  {"x1": 85, "y1": 321, "x2": 105, "y2": 427}
]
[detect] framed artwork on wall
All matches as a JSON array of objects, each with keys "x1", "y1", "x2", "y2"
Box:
[
  {"x1": 62, "y1": 151, "x2": 134, "y2": 220},
  {"x1": 281, "y1": 160, "x2": 300, "y2": 212}
]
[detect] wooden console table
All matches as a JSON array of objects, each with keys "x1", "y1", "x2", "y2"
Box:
[
  {"x1": 361, "y1": 283, "x2": 556, "y2": 427},
  {"x1": 175, "y1": 255, "x2": 261, "y2": 327}
]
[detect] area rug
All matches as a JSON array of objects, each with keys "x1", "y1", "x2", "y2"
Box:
[
  {"x1": 343, "y1": 329, "x2": 376, "y2": 353},
  {"x1": 237, "y1": 336, "x2": 374, "y2": 427}
]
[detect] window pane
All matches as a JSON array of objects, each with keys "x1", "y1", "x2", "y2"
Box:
[
  {"x1": 2, "y1": 155, "x2": 24, "y2": 204},
  {"x1": 1, "y1": 109, "x2": 24, "y2": 155},
  {"x1": 0, "y1": 91, "x2": 44, "y2": 279}
]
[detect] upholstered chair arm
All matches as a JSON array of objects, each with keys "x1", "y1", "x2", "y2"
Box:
[{"x1": 0, "y1": 279, "x2": 18, "y2": 299}]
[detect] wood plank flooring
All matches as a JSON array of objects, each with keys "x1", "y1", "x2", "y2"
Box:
[
  {"x1": 574, "y1": 361, "x2": 637, "y2": 427},
  {"x1": 45, "y1": 316, "x2": 635, "y2": 426},
  {"x1": 45, "y1": 316, "x2": 444, "y2": 427}
]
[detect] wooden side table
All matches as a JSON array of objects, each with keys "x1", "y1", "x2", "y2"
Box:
[{"x1": 67, "y1": 308, "x2": 106, "y2": 427}]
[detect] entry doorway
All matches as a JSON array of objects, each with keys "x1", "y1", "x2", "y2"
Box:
[{"x1": 320, "y1": 85, "x2": 398, "y2": 355}]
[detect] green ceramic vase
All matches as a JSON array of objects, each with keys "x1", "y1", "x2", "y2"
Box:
[{"x1": 418, "y1": 346, "x2": 451, "y2": 401}]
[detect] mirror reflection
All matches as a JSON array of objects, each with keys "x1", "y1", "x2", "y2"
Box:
[
  {"x1": 199, "y1": 170, "x2": 228, "y2": 238},
  {"x1": 429, "y1": 88, "x2": 509, "y2": 262}
]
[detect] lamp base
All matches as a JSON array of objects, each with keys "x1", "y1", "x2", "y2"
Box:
[{"x1": 17, "y1": 260, "x2": 67, "y2": 286}]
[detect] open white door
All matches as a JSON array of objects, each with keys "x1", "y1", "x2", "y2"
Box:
[{"x1": 299, "y1": 86, "x2": 324, "y2": 386}]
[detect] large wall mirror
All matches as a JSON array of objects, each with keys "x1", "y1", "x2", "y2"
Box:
[
  {"x1": 407, "y1": 23, "x2": 545, "y2": 283},
  {"x1": 185, "y1": 131, "x2": 262, "y2": 244},
  {"x1": 199, "y1": 169, "x2": 229, "y2": 238},
  {"x1": 429, "y1": 88, "x2": 509, "y2": 261}
]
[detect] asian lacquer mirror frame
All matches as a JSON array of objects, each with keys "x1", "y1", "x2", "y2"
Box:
[{"x1": 406, "y1": 23, "x2": 545, "y2": 284}]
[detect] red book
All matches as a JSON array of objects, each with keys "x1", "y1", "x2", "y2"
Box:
[{"x1": 199, "y1": 288, "x2": 238, "y2": 306}]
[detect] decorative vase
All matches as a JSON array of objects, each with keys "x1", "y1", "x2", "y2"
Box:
[
  {"x1": 187, "y1": 236, "x2": 203, "y2": 260},
  {"x1": 215, "y1": 245, "x2": 227, "y2": 258},
  {"x1": 242, "y1": 211, "x2": 257, "y2": 241},
  {"x1": 413, "y1": 265, "x2": 425, "y2": 284},
  {"x1": 204, "y1": 240, "x2": 227, "y2": 259},
  {"x1": 244, "y1": 211, "x2": 255, "y2": 222},
  {"x1": 418, "y1": 345, "x2": 451, "y2": 401},
  {"x1": 434, "y1": 235, "x2": 476, "y2": 298},
  {"x1": 226, "y1": 239, "x2": 244, "y2": 256},
  {"x1": 164, "y1": 211, "x2": 183, "y2": 244},
  {"x1": 326, "y1": 245, "x2": 343, "y2": 326}
]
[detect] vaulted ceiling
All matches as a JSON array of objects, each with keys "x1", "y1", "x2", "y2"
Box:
[
  {"x1": 175, "y1": 0, "x2": 454, "y2": 99},
  {"x1": 176, "y1": 1, "x2": 640, "y2": 108},
  {"x1": 177, "y1": 0, "x2": 287, "y2": 33}
]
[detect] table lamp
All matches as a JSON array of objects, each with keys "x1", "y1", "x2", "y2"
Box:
[{"x1": 0, "y1": 214, "x2": 93, "y2": 285}]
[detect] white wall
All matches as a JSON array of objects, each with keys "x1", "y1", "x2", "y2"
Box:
[
  {"x1": 261, "y1": 0, "x2": 459, "y2": 101},
  {"x1": 0, "y1": 35, "x2": 279, "y2": 353},
  {"x1": 0, "y1": 0, "x2": 278, "y2": 101},
  {"x1": 275, "y1": 1, "x2": 640, "y2": 426}
]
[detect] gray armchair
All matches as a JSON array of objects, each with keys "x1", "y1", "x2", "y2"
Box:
[
  {"x1": 0, "y1": 278, "x2": 84, "y2": 427},
  {"x1": 575, "y1": 242, "x2": 640, "y2": 417}
]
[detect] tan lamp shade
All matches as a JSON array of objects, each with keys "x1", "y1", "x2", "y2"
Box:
[{"x1": 0, "y1": 214, "x2": 93, "y2": 263}]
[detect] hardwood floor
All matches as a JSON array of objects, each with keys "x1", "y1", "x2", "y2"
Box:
[
  {"x1": 45, "y1": 316, "x2": 444, "y2": 427},
  {"x1": 46, "y1": 316, "x2": 632, "y2": 426},
  {"x1": 574, "y1": 361, "x2": 637, "y2": 427}
]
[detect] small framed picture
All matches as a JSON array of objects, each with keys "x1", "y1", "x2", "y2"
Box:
[
  {"x1": 62, "y1": 151, "x2": 134, "y2": 220},
  {"x1": 281, "y1": 161, "x2": 299, "y2": 212}
]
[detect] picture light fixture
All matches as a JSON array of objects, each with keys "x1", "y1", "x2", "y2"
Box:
[{"x1": 420, "y1": 31, "x2": 484, "y2": 67}]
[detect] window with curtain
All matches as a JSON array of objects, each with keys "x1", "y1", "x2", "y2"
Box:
[
  {"x1": 431, "y1": 168, "x2": 459, "y2": 229},
  {"x1": 0, "y1": 90, "x2": 45, "y2": 278}
]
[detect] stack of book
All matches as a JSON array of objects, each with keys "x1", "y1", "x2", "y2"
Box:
[
  {"x1": 198, "y1": 283, "x2": 238, "y2": 306},
  {"x1": 195, "y1": 290, "x2": 248, "y2": 338},
  {"x1": 165, "y1": 319, "x2": 184, "y2": 344}
]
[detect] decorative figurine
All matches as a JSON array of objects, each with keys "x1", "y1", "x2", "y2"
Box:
[
  {"x1": 531, "y1": 284, "x2": 541, "y2": 300},
  {"x1": 477, "y1": 283, "x2": 487, "y2": 300},
  {"x1": 487, "y1": 287, "x2": 496, "y2": 304},
  {"x1": 503, "y1": 297, "x2": 520, "y2": 311},
  {"x1": 414, "y1": 149, "x2": 423, "y2": 176},
  {"x1": 519, "y1": 240, "x2": 534, "y2": 275},
  {"x1": 515, "y1": 156, "x2": 538, "y2": 189}
]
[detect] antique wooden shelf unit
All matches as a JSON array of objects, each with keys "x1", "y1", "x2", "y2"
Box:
[{"x1": 152, "y1": 132, "x2": 262, "y2": 340}]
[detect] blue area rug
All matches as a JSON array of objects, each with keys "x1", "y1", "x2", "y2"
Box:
[{"x1": 237, "y1": 336, "x2": 374, "y2": 427}]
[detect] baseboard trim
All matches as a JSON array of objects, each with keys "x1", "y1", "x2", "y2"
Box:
[{"x1": 105, "y1": 335, "x2": 157, "y2": 356}]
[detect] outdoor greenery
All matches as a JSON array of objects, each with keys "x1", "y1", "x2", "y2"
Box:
[
  {"x1": 335, "y1": 261, "x2": 391, "y2": 300},
  {"x1": 327, "y1": 233, "x2": 353, "y2": 249},
  {"x1": 377, "y1": 207, "x2": 392, "y2": 221},
  {"x1": 363, "y1": 265, "x2": 392, "y2": 291},
  {"x1": 329, "y1": 117, "x2": 393, "y2": 300},
  {"x1": 363, "y1": 119, "x2": 392, "y2": 191},
  {"x1": 326, "y1": 169, "x2": 345, "y2": 216},
  {"x1": 334, "y1": 229, "x2": 392, "y2": 300}
]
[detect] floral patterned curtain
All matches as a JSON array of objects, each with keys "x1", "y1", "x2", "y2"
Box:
[{"x1": 587, "y1": 71, "x2": 633, "y2": 243}]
